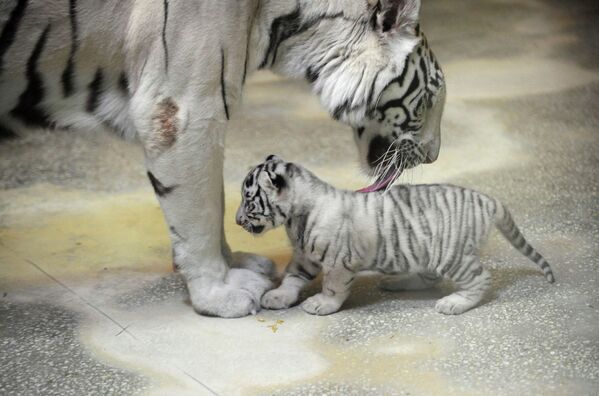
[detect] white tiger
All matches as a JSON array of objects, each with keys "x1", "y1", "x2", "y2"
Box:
[
  {"x1": 0, "y1": 0, "x2": 445, "y2": 317},
  {"x1": 236, "y1": 156, "x2": 554, "y2": 315}
]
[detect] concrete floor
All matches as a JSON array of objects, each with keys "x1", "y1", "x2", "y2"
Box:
[{"x1": 1, "y1": 0, "x2": 598, "y2": 395}]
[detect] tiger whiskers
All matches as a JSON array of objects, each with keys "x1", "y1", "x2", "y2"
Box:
[{"x1": 371, "y1": 140, "x2": 398, "y2": 179}]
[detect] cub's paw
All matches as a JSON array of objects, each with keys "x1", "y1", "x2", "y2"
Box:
[
  {"x1": 261, "y1": 288, "x2": 298, "y2": 310},
  {"x1": 434, "y1": 294, "x2": 472, "y2": 315},
  {"x1": 301, "y1": 293, "x2": 342, "y2": 316},
  {"x1": 230, "y1": 252, "x2": 276, "y2": 278}
]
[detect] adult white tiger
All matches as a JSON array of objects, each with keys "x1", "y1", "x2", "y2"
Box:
[{"x1": 0, "y1": 0, "x2": 445, "y2": 317}]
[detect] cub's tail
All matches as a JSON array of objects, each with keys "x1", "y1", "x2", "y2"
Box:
[{"x1": 494, "y1": 202, "x2": 555, "y2": 283}]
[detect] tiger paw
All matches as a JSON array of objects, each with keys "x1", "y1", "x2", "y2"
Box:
[
  {"x1": 434, "y1": 294, "x2": 473, "y2": 315},
  {"x1": 261, "y1": 287, "x2": 298, "y2": 310},
  {"x1": 225, "y1": 268, "x2": 274, "y2": 311},
  {"x1": 301, "y1": 293, "x2": 343, "y2": 315},
  {"x1": 187, "y1": 277, "x2": 262, "y2": 318}
]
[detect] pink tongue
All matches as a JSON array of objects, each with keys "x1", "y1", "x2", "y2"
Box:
[{"x1": 356, "y1": 170, "x2": 398, "y2": 193}]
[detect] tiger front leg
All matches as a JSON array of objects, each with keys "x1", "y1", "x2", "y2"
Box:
[
  {"x1": 301, "y1": 263, "x2": 356, "y2": 316},
  {"x1": 133, "y1": 95, "x2": 271, "y2": 317},
  {"x1": 261, "y1": 255, "x2": 320, "y2": 310}
]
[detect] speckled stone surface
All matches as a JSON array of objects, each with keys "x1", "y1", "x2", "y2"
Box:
[
  {"x1": 0, "y1": 0, "x2": 598, "y2": 395},
  {"x1": 0, "y1": 301, "x2": 147, "y2": 396}
]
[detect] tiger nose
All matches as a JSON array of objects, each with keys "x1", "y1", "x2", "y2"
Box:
[{"x1": 235, "y1": 207, "x2": 245, "y2": 226}]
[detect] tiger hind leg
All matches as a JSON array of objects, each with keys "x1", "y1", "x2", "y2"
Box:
[
  {"x1": 378, "y1": 272, "x2": 441, "y2": 291},
  {"x1": 435, "y1": 257, "x2": 491, "y2": 315}
]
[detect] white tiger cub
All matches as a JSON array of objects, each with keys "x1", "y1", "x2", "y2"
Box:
[{"x1": 236, "y1": 156, "x2": 555, "y2": 315}]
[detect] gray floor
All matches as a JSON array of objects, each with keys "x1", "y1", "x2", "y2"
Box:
[{"x1": 1, "y1": 0, "x2": 598, "y2": 395}]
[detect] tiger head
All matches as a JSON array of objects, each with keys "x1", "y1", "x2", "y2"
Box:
[
  {"x1": 261, "y1": 0, "x2": 445, "y2": 191},
  {"x1": 236, "y1": 155, "x2": 292, "y2": 235}
]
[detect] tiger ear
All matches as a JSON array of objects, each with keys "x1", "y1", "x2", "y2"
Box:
[
  {"x1": 262, "y1": 172, "x2": 287, "y2": 193},
  {"x1": 272, "y1": 174, "x2": 287, "y2": 191},
  {"x1": 370, "y1": 0, "x2": 420, "y2": 35},
  {"x1": 265, "y1": 154, "x2": 282, "y2": 162}
]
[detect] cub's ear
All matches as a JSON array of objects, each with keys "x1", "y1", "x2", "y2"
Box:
[
  {"x1": 265, "y1": 154, "x2": 282, "y2": 162},
  {"x1": 271, "y1": 174, "x2": 287, "y2": 191},
  {"x1": 260, "y1": 170, "x2": 287, "y2": 192},
  {"x1": 370, "y1": 0, "x2": 420, "y2": 35}
]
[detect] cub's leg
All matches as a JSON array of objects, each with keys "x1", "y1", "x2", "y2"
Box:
[
  {"x1": 261, "y1": 257, "x2": 320, "y2": 310},
  {"x1": 302, "y1": 266, "x2": 356, "y2": 316},
  {"x1": 435, "y1": 257, "x2": 491, "y2": 315},
  {"x1": 378, "y1": 272, "x2": 441, "y2": 291}
]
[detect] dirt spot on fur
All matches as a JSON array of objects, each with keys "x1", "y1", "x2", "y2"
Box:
[{"x1": 151, "y1": 97, "x2": 179, "y2": 150}]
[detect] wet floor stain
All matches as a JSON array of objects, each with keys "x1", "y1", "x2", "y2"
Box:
[
  {"x1": 0, "y1": 184, "x2": 292, "y2": 287},
  {"x1": 249, "y1": 334, "x2": 471, "y2": 396}
]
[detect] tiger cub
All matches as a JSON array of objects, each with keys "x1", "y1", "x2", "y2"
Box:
[{"x1": 236, "y1": 155, "x2": 555, "y2": 315}]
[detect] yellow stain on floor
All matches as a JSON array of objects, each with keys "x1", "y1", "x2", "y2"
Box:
[
  {"x1": 0, "y1": 183, "x2": 292, "y2": 286},
  {"x1": 248, "y1": 335, "x2": 470, "y2": 396}
]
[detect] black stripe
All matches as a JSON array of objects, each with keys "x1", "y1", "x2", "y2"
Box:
[
  {"x1": 10, "y1": 24, "x2": 52, "y2": 128},
  {"x1": 169, "y1": 226, "x2": 185, "y2": 241},
  {"x1": 332, "y1": 99, "x2": 350, "y2": 121},
  {"x1": 305, "y1": 66, "x2": 319, "y2": 83},
  {"x1": 390, "y1": 216, "x2": 401, "y2": 269},
  {"x1": 242, "y1": 23, "x2": 252, "y2": 85},
  {"x1": 366, "y1": 69, "x2": 381, "y2": 112},
  {"x1": 297, "y1": 265, "x2": 315, "y2": 281},
  {"x1": 147, "y1": 172, "x2": 176, "y2": 196},
  {"x1": 220, "y1": 48, "x2": 229, "y2": 120},
  {"x1": 259, "y1": 7, "x2": 301, "y2": 68},
  {"x1": 260, "y1": 9, "x2": 350, "y2": 69},
  {"x1": 162, "y1": 0, "x2": 169, "y2": 71},
  {"x1": 381, "y1": 4, "x2": 398, "y2": 32},
  {"x1": 376, "y1": 79, "x2": 413, "y2": 120},
  {"x1": 0, "y1": 0, "x2": 29, "y2": 76},
  {"x1": 118, "y1": 72, "x2": 129, "y2": 95},
  {"x1": 296, "y1": 213, "x2": 308, "y2": 250},
  {"x1": 61, "y1": 0, "x2": 78, "y2": 97},
  {"x1": 320, "y1": 243, "x2": 329, "y2": 262},
  {"x1": 0, "y1": 123, "x2": 17, "y2": 140},
  {"x1": 86, "y1": 68, "x2": 103, "y2": 113},
  {"x1": 531, "y1": 252, "x2": 542, "y2": 263}
]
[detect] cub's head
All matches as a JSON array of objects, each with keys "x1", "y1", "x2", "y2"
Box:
[
  {"x1": 236, "y1": 155, "x2": 292, "y2": 235},
  {"x1": 263, "y1": 0, "x2": 446, "y2": 191}
]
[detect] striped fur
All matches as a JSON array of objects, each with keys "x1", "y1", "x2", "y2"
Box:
[
  {"x1": 0, "y1": 0, "x2": 444, "y2": 185},
  {"x1": 237, "y1": 156, "x2": 554, "y2": 315},
  {"x1": 1, "y1": 0, "x2": 446, "y2": 318}
]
